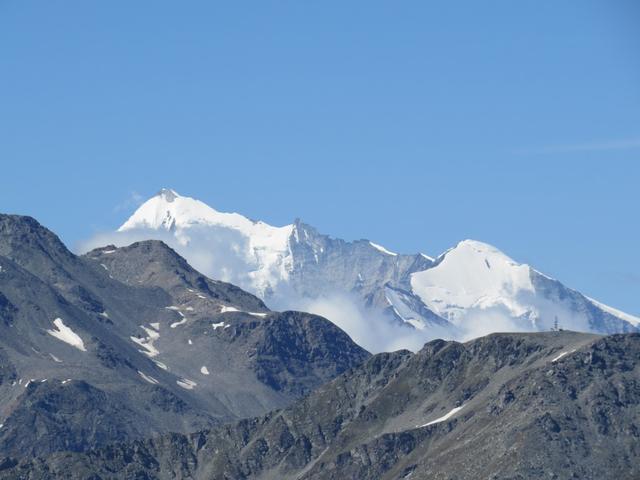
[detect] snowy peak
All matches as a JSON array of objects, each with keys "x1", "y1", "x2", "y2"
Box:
[
  {"x1": 454, "y1": 239, "x2": 514, "y2": 257},
  {"x1": 418, "y1": 239, "x2": 534, "y2": 297},
  {"x1": 118, "y1": 189, "x2": 259, "y2": 233},
  {"x1": 411, "y1": 239, "x2": 535, "y2": 324},
  {"x1": 433, "y1": 239, "x2": 518, "y2": 264},
  {"x1": 410, "y1": 239, "x2": 639, "y2": 336},
  {"x1": 117, "y1": 190, "x2": 296, "y2": 298}
]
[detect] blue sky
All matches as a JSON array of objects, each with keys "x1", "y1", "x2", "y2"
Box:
[{"x1": 1, "y1": 1, "x2": 639, "y2": 314}]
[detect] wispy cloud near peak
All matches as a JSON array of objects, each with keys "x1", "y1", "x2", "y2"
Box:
[{"x1": 113, "y1": 191, "x2": 144, "y2": 213}]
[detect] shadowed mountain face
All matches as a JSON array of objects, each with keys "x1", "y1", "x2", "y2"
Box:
[
  {"x1": 6, "y1": 331, "x2": 639, "y2": 480},
  {"x1": 0, "y1": 214, "x2": 369, "y2": 458}
]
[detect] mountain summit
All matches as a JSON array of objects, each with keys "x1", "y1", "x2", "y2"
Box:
[
  {"x1": 106, "y1": 190, "x2": 640, "y2": 351},
  {"x1": 118, "y1": 189, "x2": 295, "y2": 297},
  {"x1": 119, "y1": 188, "x2": 271, "y2": 234}
]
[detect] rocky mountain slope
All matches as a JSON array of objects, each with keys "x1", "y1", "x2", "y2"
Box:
[
  {"x1": 0, "y1": 214, "x2": 369, "y2": 458},
  {"x1": 88, "y1": 189, "x2": 639, "y2": 351},
  {"x1": 6, "y1": 331, "x2": 639, "y2": 479}
]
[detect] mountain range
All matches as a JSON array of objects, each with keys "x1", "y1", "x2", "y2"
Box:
[
  {"x1": 6, "y1": 330, "x2": 640, "y2": 479},
  {"x1": 80, "y1": 188, "x2": 639, "y2": 352},
  {"x1": 0, "y1": 214, "x2": 367, "y2": 459},
  {"x1": 0, "y1": 211, "x2": 638, "y2": 479}
]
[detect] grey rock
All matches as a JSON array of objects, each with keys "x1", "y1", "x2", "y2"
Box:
[
  {"x1": 0, "y1": 214, "x2": 369, "y2": 458},
  {"x1": 7, "y1": 331, "x2": 639, "y2": 480},
  {"x1": 288, "y1": 220, "x2": 433, "y2": 311}
]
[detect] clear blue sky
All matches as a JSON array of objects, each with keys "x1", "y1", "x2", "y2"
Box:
[{"x1": 1, "y1": 1, "x2": 639, "y2": 314}]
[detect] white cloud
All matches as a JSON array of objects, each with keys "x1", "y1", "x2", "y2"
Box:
[{"x1": 277, "y1": 292, "x2": 444, "y2": 353}]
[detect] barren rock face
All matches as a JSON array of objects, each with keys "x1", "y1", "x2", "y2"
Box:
[
  {"x1": 0, "y1": 214, "x2": 369, "y2": 459},
  {"x1": 5, "y1": 331, "x2": 640, "y2": 480}
]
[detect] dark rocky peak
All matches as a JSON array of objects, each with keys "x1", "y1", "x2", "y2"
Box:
[
  {"x1": 156, "y1": 188, "x2": 179, "y2": 202},
  {"x1": 290, "y1": 218, "x2": 325, "y2": 247},
  {"x1": 239, "y1": 311, "x2": 371, "y2": 397},
  {"x1": 0, "y1": 214, "x2": 76, "y2": 268},
  {"x1": 85, "y1": 240, "x2": 190, "y2": 272},
  {"x1": 84, "y1": 240, "x2": 268, "y2": 311}
]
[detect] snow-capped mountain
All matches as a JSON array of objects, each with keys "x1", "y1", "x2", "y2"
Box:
[
  {"x1": 119, "y1": 188, "x2": 295, "y2": 297},
  {"x1": 97, "y1": 188, "x2": 639, "y2": 350},
  {"x1": 411, "y1": 240, "x2": 639, "y2": 338}
]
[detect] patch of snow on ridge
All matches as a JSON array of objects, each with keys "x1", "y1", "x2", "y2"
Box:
[
  {"x1": 138, "y1": 371, "x2": 159, "y2": 384},
  {"x1": 586, "y1": 297, "x2": 640, "y2": 326},
  {"x1": 419, "y1": 405, "x2": 465, "y2": 427},
  {"x1": 552, "y1": 349, "x2": 576, "y2": 362},
  {"x1": 170, "y1": 318, "x2": 187, "y2": 328},
  {"x1": 220, "y1": 305, "x2": 240, "y2": 313},
  {"x1": 200, "y1": 366, "x2": 210, "y2": 375},
  {"x1": 212, "y1": 321, "x2": 225, "y2": 330},
  {"x1": 130, "y1": 325, "x2": 160, "y2": 357},
  {"x1": 142, "y1": 325, "x2": 159, "y2": 340},
  {"x1": 177, "y1": 378, "x2": 197, "y2": 390},
  {"x1": 220, "y1": 305, "x2": 267, "y2": 317},
  {"x1": 154, "y1": 360, "x2": 168, "y2": 370},
  {"x1": 47, "y1": 318, "x2": 86, "y2": 352},
  {"x1": 369, "y1": 241, "x2": 397, "y2": 256},
  {"x1": 49, "y1": 353, "x2": 62, "y2": 363}
]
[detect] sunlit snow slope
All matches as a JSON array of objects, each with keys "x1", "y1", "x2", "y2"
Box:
[
  {"x1": 118, "y1": 188, "x2": 294, "y2": 297},
  {"x1": 411, "y1": 240, "x2": 639, "y2": 338}
]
